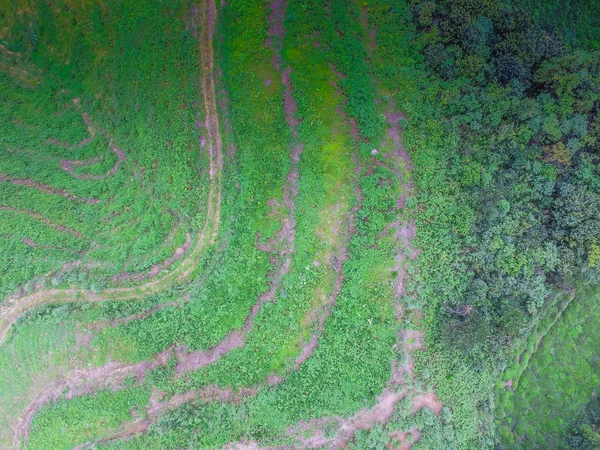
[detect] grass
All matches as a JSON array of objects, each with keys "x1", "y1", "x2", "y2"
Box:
[
  {"x1": 21, "y1": 1, "x2": 408, "y2": 448},
  {"x1": 0, "y1": 320, "x2": 82, "y2": 449},
  {"x1": 0, "y1": 0, "x2": 523, "y2": 449},
  {"x1": 496, "y1": 285, "x2": 600, "y2": 448},
  {"x1": 27, "y1": 386, "x2": 150, "y2": 450},
  {"x1": 0, "y1": 0, "x2": 209, "y2": 302}
]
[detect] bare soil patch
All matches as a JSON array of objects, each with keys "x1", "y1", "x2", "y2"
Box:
[{"x1": 410, "y1": 391, "x2": 443, "y2": 416}]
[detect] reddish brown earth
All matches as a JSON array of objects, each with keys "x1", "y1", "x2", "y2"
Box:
[
  {"x1": 379, "y1": 97, "x2": 418, "y2": 309},
  {"x1": 410, "y1": 391, "x2": 443, "y2": 415},
  {"x1": 385, "y1": 101, "x2": 413, "y2": 209}
]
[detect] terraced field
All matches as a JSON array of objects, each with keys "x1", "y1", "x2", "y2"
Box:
[
  {"x1": 0, "y1": 0, "x2": 457, "y2": 448},
  {"x1": 5, "y1": 0, "x2": 599, "y2": 449}
]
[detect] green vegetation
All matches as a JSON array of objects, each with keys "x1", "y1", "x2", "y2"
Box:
[
  {"x1": 28, "y1": 386, "x2": 150, "y2": 450},
  {"x1": 514, "y1": 0, "x2": 600, "y2": 50},
  {"x1": 497, "y1": 285, "x2": 600, "y2": 448},
  {"x1": 1, "y1": 0, "x2": 600, "y2": 448},
  {"x1": 0, "y1": 0, "x2": 208, "y2": 302}
]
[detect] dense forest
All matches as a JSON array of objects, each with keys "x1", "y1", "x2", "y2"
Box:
[{"x1": 0, "y1": 0, "x2": 599, "y2": 448}]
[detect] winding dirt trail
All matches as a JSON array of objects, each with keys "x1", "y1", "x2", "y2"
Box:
[
  {"x1": 20, "y1": 3, "x2": 363, "y2": 447},
  {"x1": 223, "y1": 93, "x2": 432, "y2": 450},
  {"x1": 9, "y1": 3, "x2": 437, "y2": 450},
  {"x1": 10, "y1": 1, "x2": 254, "y2": 447},
  {"x1": 174, "y1": 0, "x2": 304, "y2": 375},
  {"x1": 292, "y1": 63, "x2": 362, "y2": 370},
  {"x1": 0, "y1": 0, "x2": 223, "y2": 347},
  {"x1": 85, "y1": 11, "x2": 440, "y2": 450},
  {"x1": 113, "y1": 232, "x2": 192, "y2": 286},
  {"x1": 12, "y1": 3, "x2": 306, "y2": 445},
  {"x1": 271, "y1": 98, "x2": 429, "y2": 450}
]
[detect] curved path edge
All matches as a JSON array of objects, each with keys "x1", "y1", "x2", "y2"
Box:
[{"x1": 0, "y1": 0, "x2": 223, "y2": 348}]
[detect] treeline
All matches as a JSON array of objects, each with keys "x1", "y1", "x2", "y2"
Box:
[
  {"x1": 567, "y1": 396, "x2": 600, "y2": 449},
  {"x1": 514, "y1": 0, "x2": 600, "y2": 50},
  {"x1": 408, "y1": 0, "x2": 600, "y2": 356}
]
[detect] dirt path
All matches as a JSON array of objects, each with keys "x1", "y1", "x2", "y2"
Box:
[
  {"x1": 242, "y1": 97, "x2": 432, "y2": 450},
  {"x1": 85, "y1": 13, "x2": 436, "y2": 450},
  {"x1": 221, "y1": 60, "x2": 374, "y2": 450},
  {"x1": 10, "y1": 1, "x2": 221, "y2": 447},
  {"x1": 50, "y1": 99, "x2": 126, "y2": 181},
  {"x1": 293, "y1": 63, "x2": 362, "y2": 370},
  {"x1": 48, "y1": 100, "x2": 126, "y2": 181},
  {"x1": 11, "y1": 2, "x2": 223, "y2": 444},
  {"x1": 10, "y1": 4, "x2": 435, "y2": 450},
  {"x1": 0, "y1": 0, "x2": 223, "y2": 347},
  {"x1": 113, "y1": 232, "x2": 192, "y2": 285},
  {"x1": 13, "y1": 352, "x2": 173, "y2": 450},
  {"x1": 19, "y1": 8, "x2": 362, "y2": 444},
  {"x1": 75, "y1": 384, "x2": 261, "y2": 449},
  {"x1": 0, "y1": 173, "x2": 101, "y2": 204},
  {"x1": 174, "y1": 0, "x2": 304, "y2": 375},
  {"x1": 384, "y1": 100, "x2": 418, "y2": 305}
]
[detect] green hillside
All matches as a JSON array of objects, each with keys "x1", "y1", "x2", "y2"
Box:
[{"x1": 1, "y1": 0, "x2": 600, "y2": 448}]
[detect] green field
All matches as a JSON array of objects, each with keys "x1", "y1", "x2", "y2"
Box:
[
  {"x1": 1, "y1": 0, "x2": 600, "y2": 448},
  {"x1": 497, "y1": 286, "x2": 600, "y2": 448}
]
